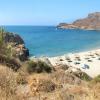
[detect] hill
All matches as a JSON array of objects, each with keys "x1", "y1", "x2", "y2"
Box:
[{"x1": 57, "y1": 12, "x2": 100, "y2": 30}]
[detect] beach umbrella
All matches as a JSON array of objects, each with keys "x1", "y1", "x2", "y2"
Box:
[{"x1": 82, "y1": 64, "x2": 89, "y2": 69}]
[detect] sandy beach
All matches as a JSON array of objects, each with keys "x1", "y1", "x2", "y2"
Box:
[{"x1": 49, "y1": 49, "x2": 100, "y2": 78}]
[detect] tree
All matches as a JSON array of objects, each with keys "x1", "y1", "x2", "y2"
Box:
[
  {"x1": 0, "y1": 27, "x2": 8, "y2": 55},
  {"x1": 0, "y1": 27, "x2": 5, "y2": 46}
]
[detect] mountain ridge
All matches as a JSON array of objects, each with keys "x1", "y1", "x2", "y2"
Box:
[{"x1": 57, "y1": 12, "x2": 100, "y2": 30}]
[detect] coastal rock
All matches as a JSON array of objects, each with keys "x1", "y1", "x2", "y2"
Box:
[
  {"x1": 15, "y1": 44, "x2": 29, "y2": 61},
  {"x1": 3, "y1": 32, "x2": 29, "y2": 61},
  {"x1": 4, "y1": 32, "x2": 24, "y2": 44},
  {"x1": 57, "y1": 12, "x2": 100, "y2": 30}
]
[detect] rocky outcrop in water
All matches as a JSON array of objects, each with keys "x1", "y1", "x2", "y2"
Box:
[{"x1": 57, "y1": 12, "x2": 100, "y2": 30}]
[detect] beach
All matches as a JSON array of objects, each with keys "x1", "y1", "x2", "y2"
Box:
[{"x1": 49, "y1": 49, "x2": 100, "y2": 78}]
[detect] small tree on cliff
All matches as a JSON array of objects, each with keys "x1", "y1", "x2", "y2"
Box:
[
  {"x1": 0, "y1": 27, "x2": 5, "y2": 47},
  {"x1": 0, "y1": 27, "x2": 12, "y2": 57}
]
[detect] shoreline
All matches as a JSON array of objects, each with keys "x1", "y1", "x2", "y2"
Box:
[
  {"x1": 49, "y1": 47, "x2": 100, "y2": 58},
  {"x1": 30, "y1": 44, "x2": 100, "y2": 58},
  {"x1": 48, "y1": 48, "x2": 100, "y2": 78}
]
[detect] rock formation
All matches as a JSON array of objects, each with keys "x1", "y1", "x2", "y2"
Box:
[
  {"x1": 57, "y1": 12, "x2": 100, "y2": 30},
  {"x1": 4, "y1": 32, "x2": 24, "y2": 44},
  {"x1": 1, "y1": 31, "x2": 29, "y2": 61}
]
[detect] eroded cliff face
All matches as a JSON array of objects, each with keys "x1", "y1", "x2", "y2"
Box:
[
  {"x1": 4, "y1": 32, "x2": 24, "y2": 44},
  {"x1": 1, "y1": 31, "x2": 29, "y2": 61},
  {"x1": 58, "y1": 12, "x2": 100, "y2": 30}
]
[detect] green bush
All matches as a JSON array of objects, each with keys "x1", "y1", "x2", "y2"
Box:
[
  {"x1": 0, "y1": 28, "x2": 12, "y2": 57},
  {"x1": 27, "y1": 60, "x2": 52, "y2": 73},
  {"x1": 0, "y1": 28, "x2": 4, "y2": 42},
  {"x1": 74, "y1": 72, "x2": 92, "y2": 81},
  {"x1": 81, "y1": 73, "x2": 92, "y2": 81},
  {"x1": 0, "y1": 28, "x2": 4, "y2": 50}
]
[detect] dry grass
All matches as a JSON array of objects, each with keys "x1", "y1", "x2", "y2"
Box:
[
  {"x1": 0, "y1": 65, "x2": 29, "y2": 100},
  {"x1": 0, "y1": 65, "x2": 18, "y2": 100},
  {"x1": 0, "y1": 64, "x2": 100, "y2": 100}
]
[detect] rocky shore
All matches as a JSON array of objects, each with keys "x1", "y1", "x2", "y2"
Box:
[
  {"x1": 57, "y1": 12, "x2": 100, "y2": 30},
  {"x1": 0, "y1": 30, "x2": 29, "y2": 61}
]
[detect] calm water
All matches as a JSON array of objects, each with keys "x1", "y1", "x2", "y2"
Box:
[{"x1": 5, "y1": 26, "x2": 100, "y2": 57}]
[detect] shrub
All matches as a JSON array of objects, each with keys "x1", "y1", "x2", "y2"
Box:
[
  {"x1": 74, "y1": 71, "x2": 92, "y2": 81},
  {"x1": 0, "y1": 28, "x2": 13, "y2": 57},
  {"x1": 27, "y1": 60, "x2": 52, "y2": 73},
  {"x1": 0, "y1": 27, "x2": 4, "y2": 45},
  {"x1": 6, "y1": 57, "x2": 21, "y2": 71},
  {"x1": 0, "y1": 55, "x2": 21, "y2": 71},
  {"x1": 80, "y1": 73, "x2": 92, "y2": 81}
]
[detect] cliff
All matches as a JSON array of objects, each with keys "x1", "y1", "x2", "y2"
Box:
[
  {"x1": 4, "y1": 32, "x2": 24, "y2": 44},
  {"x1": 0, "y1": 30, "x2": 29, "y2": 61},
  {"x1": 57, "y1": 12, "x2": 100, "y2": 30}
]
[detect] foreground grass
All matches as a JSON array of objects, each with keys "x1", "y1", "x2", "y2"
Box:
[{"x1": 0, "y1": 63, "x2": 100, "y2": 100}]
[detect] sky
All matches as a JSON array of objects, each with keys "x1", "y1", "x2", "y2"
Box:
[{"x1": 0, "y1": 0, "x2": 100, "y2": 25}]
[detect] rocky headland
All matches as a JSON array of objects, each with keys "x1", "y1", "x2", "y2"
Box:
[
  {"x1": 57, "y1": 12, "x2": 100, "y2": 30},
  {"x1": 0, "y1": 29, "x2": 29, "y2": 61}
]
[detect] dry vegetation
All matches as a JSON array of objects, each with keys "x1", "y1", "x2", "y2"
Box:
[
  {"x1": 0, "y1": 62, "x2": 100, "y2": 100},
  {"x1": 27, "y1": 60, "x2": 52, "y2": 73}
]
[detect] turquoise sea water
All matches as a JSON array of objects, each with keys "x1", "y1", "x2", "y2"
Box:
[{"x1": 5, "y1": 26, "x2": 100, "y2": 57}]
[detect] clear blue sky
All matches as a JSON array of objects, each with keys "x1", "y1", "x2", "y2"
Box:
[{"x1": 0, "y1": 0, "x2": 100, "y2": 25}]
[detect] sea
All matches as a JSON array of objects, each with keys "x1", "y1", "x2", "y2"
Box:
[{"x1": 5, "y1": 26, "x2": 100, "y2": 57}]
